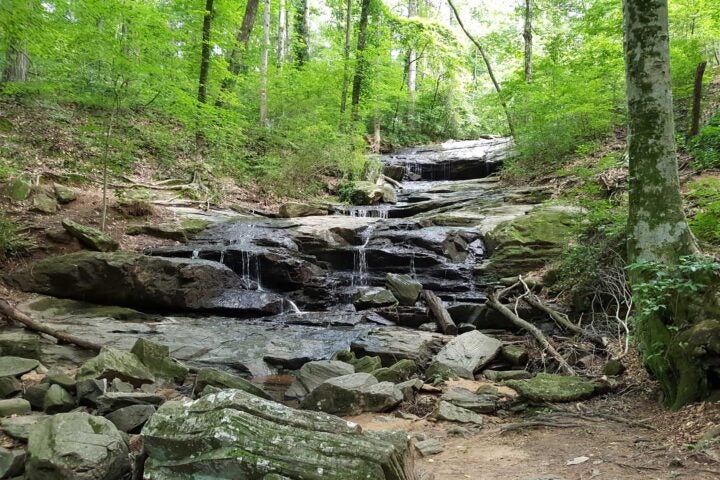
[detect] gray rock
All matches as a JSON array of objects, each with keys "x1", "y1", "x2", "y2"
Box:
[
  {"x1": 7, "y1": 251, "x2": 288, "y2": 316},
  {"x1": 504, "y1": 373, "x2": 605, "y2": 402},
  {"x1": 62, "y1": 218, "x2": 118, "y2": 251},
  {"x1": 95, "y1": 392, "x2": 165, "y2": 414},
  {"x1": 42, "y1": 368, "x2": 77, "y2": 392},
  {"x1": 414, "y1": 438, "x2": 444, "y2": 457},
  {"x1": 24, "y1": 383, "x2": 51, "y2": 410},
  {"x1": 141, "y1": 389, "x2": 415, "y2": 479},
  {"x1": 372, "y1": 359, "x2": 417, "y2": 383},
  {"x1": 0, "y1": 331, "x2": 42, "y2": 359},
  {"x1": 331, "y1": 351, "x2": 383, "y2": 373},
  {"x1": 3, "y1": 176, "x2": 31, "y2": 201},
  {"x1": 351, "y1": 327, "x2": 449, "y2": 367},
  {"x1": 26, "y1": 412, "x2": 131, "y2": 480},
  {"x1": 300, "y1": 373, "x2": 402, "y2": 415},
  {"x1": 501, "y1": 345, "x2": 529, "y2": 366},
  {"x1": 0, "y1": 446, "x2": 26, "y2": 478},
  {"x1": 278, "y1": 202, "x2": 329, "y2": 218},
  {"x1": 0, "y1": 398, "x2": 31, "y2": 417},
  {"x1": 194, "y1": 368, "x2": 270, "y2": 400},
  {"x1": 284, "y1": 360, "x2": 354, "y2": 400},
  {"x1": 43, "y1": 384, "x2": 75, "y2": 414},
  {"x1": 76, "y1": 347, "x2": 154, "y2": 387},
  {"x1": 31, "y1": 193, "x2": 58, "y2": 214},
  {"x1": 77, "y1": 378, "x2": 107, "y2": 406},
  {"x1": 352, "y1": 287, "x2": 398, "y2": 310},
  {"x1": 385, "y1": 273, "x2": 422, "y2": 306},
  {"x1": 396, "y1": 378, "x2": 423, "y2": 401},
  {"x1": 105, "y1": 404, "x2": 156, "y2": 433},
  {"x1": 0, "y1": 377, "x2": 21, "y2": 399},
  {"x1": 1, "y1": 414, "x2": 50, "y2": 441},
  {"x1": 447, "y1": 425, "x2": 470, "y2": 437},
  {"x1": 0, "y1": 356, "x2": 40, "y2": 378},
  {"x1": 433, "y1": 401, "x2": 484, "y2": 425},
  {"x1": 110, "y1": 378, "x2": 134, "y2": 393},
  {"x1": 130, "y1": 338, "x2": 188, "y2": 384},
  {"x1": 441, "y1": 387, "x2": 497, "y2": 413},
  {"x1": 53, "y1": 183, "x2": 77, "y2": 204},
  {"x1": 426, "y1": 331, "x2": 502, "y2": 379},
  {"x1": 484, "y1": 369, "x2": 533, "y2": 381}
]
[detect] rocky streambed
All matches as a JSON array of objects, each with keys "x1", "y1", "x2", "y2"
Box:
[{"x1": 0, "y1": 138, "x2": 605, "y2": 479}]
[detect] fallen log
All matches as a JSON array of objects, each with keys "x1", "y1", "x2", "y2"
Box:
[
  {"x1": 0, "y1": 298, "x2": 102, "y2": 352},
  {"x1": 423, "y1": 290, "x2": 458, "y2": 335},
  {"x1": 486, "y1": 290, "x2": 576, "y2": 375}
]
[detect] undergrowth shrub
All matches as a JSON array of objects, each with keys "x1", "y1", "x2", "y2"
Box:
[
  {"x1": 687, "y1": 177, "x2": 720, "y2": 245},
  {"x1": 0, "y1": 216, "x2": 31, "y2": 260}
]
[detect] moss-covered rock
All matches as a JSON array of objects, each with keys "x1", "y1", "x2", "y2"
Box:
[
  {"x1": 126, "y1": 218, "x2": 210, "y2": 241},
  {"x1": 26, "y1": 412, "x2": 130, "y2": 480},
  {"x1": 484, "y1": 205, "x2": 583, "y2": 277},
  {"x1": 141, "y1": 389, "x2": 415, "y2": 479},
  {"x1": 0, "y1": 356, "x2": 40, "y2": 378},
  {"x1": 372, "y1": 359, "x2": 417, "y2": 383},
  {"x1": 2, "y1": 177, "x2": 32, "y2": 201},
  {"x1": 62, "y1": 218, "x2": 119, "y2": 252},
  {"x1": 31, "y1": 193, "x2": 59, "y2": 214},
  {"x1": 504, "y1": 373, "x2": 605, "y2": 402},
  {"x1": 385, "y1": 273, "x2": 422, "y2": 306},
  {"x1": 278, "y1": 201, "x2": 330, "y2": 218},
  {"x1": 130, "y1": 338, "x2": 188, "y2": 384},
  {"x1": 76, "y1": 347, "x2": 155, "y2": 387},
  {"x1": 331, "y1": 351, "x2": 382, "y2": 373},
  {"x1": 0, "y1": 377, "x2": 22, "y2": 399},
  {"x1": 300, "y1": 373, "x2": 403, "y2": 415},
  {"x1": 194, "y1": 367, "x2": 270, "y2": 400},
  {"x1": 53, "y1": 183, "x2": 77, "y2": 204},
  {"x1": 0, "y1": 398, "x2": 31, "y2": 417},
  {"x1": 352, "y1": 287, "x2": 399, "y2": 310},
  {"x1": 43, "y1": 384, "x2": 75, "y2": 414}
]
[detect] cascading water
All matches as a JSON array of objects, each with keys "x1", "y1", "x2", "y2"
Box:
[
  {"x1": 337, "y1": 205, "x2": 389, "y2": 219},
  {"x1": 240, "y1": 250, "x2": 263, "y2": 290},
  {"x1": 352, "y1": 226, "x2": 374, "y2": 287}
]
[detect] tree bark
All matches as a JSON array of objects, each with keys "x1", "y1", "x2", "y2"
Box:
[
  {"x1": 293, "y1": 0, "x2": 310, "y2": 66},
  {"x1": 688, "y1": 60, "x2": 707, "y2": 139},
  {"x1": 2, "y1": 40, "x2": 28, "y2": 82},
  {"x1": 260, "y1": 0, "x2": 270, "y2": 126},
  {"x1": 623, "y1": 0, "x2": 702, "y2": 409},
  {"x1": 407, "y1": 0, "x2": 418, "y2": 109},
  {"x1": 277, "y1": 0, "x2": 287, "y2": 68},
  {"x1": 339, "y1": 0, "x2": 353, "y2": 115},
  {"x1": 197, "y1": 0, "x2": 215, "y2": 104},
  {"x1": 523, "y1": 0, "x2": 532, "y2": 83},
  {"x1": 423, "y1": 290, "x2": 457, "y2": 335},
  {"x1": 447, "y1": 0, "x2": 515, "y2": 138},
  {"x1": 351, "y1": 0, "x2": 371, "y2": 121}
]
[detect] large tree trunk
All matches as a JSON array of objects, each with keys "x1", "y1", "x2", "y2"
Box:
[
  {"x1": 407, "y1": 0, "x2": 418, "y2": 110},
  {"x1": 350, "y1": 0, "x2": 371, "y2": 122},
  {"x1": 447, "y1": 0, "x2": 515, "y2": 137},
  {"x1": 688, "y1": 60, "x2": 707, "y2": 139},
  {"x1": 339, "y1": 0, "x2": 353, "y2": 115},
  {"x1": 260, "y1": 0, "x2": 270, "y2": 126},
  {"x1": 277, "y1": 0, "x2": 287, "y2": 68},
  {"x1": 197, "y1": 0, "x2": 215, "y2": 104},
  {"x1": 219, "y1": 0, "x2": 259, "y2": 99},
  {"x1": 3, "y1": 40, "x2": 29, "y2": 82},
  {"x1": 623, "y1": 0, "x2": 707, "y2": 409},
  {"x1": 523, "y1": 0, "x2": 532, "y2": 83},
  {"x1": 293, "y1": 0, "x2": 310, "y2": 66}
]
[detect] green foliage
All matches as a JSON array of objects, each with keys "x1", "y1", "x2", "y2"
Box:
[
  {"x1": 628, "y1": 256, "x2": 720, "y2": 326},
  {"x1": 689, "y1": 112, "x2": 720, "y2": 170},
  {"x1": 687, "y1": 177, "x2": 720, "y2": 245},
  {"x1": 0, "y1": 216, "x2": 31, "y2": 260}
]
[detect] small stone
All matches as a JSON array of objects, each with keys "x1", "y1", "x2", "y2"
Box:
[
  {"x1": 43, "y1": 384, "x2": 76, "y2": 414},
  {"x1": 501, "y1": 345, "x2": 529, "y2": 366},
  {"x1": 95, "y1": 392, "x2": 164, "y2": 415},
  {"x1": 31, "y1": 193, "x2": 59, "y2": 214},
  {"x1": 62, "y1": 218, "x2": 119, "y2": 252},
  {"x1": 484, "y1": 370, "x2": 533, "y2": 381},
  {"x1": 433, "y1": 401, "x2": 484, "y2": 425},
  {"x1": 25, "y1": 383, "x2": 51, "y2": 410},
  {"x1": 300, "y1": 373, "x2": 402, "y2": 416},
  {"x1": 414, "y1": 438, "x2": 444, "y2": 457},
  {"x1": 0, "y1": 377, "x2": 22, "y2": 399},
  {"x1": 0, "y1": 398, "x2": 31, "y2": 417},
  {"x1": 396, "y1": 378, "x2": 423, "y2": 401},
  {"x1": 130, "y1": 338, "x2": 188, "y2": 383},
  {"x1": 603, "y1": 359, "x2": 626, "y2": 376},
  {"x1": 53, "y1": 183, "x2": 77, "y2": 204},
  {"x1": 504, "y1": 373, "x2": 605, "y2": 402},
  {"x1": 111, "y1": 378, "x2": 134, "y2": 393},
  {"x1": 105, "y1": 404, "x2": 156, "y2": 433},
  {"x1": 46, "y1": 226, "x2": 76, "y2": 244},
  {"x1": 458, "y1": 323, "x2": 477, "y2": 334},
  {"x1": 42, "y1": 368, "x2": 77, "y2": 392},
  {"x1": 194, "y1": 368, "x2": 270, "y2": 400},
  {"x1": 418, "y1": 323, "x2": 438, "y2": 332},
  {"x1": 441, "y1": 387, "x2": 497, "y2": 414},
  {"x1": 278, "y1": 202, "x2": 329, "y2": 218},
  {"x1": 352, "y1": 288, "x2": 398, "y2": 310},
  {"x1": 0, "y1": 446, "x2": 26, "y2": 478},
  {"x1": 385, "y1": 273, "x2": 422, "y2": 306},
  {"x1": 77, "y1": 378, "x2": 107, "y2": 406},
  {"x1": 0, "y1": 356, "x2": 40, "y2": 377},
  {"x1": 372, "y1": 359, "x2": 417, "y2": 383},
  {"x1": 447, "y1": 425, "x2": 470, "y2": 437}
]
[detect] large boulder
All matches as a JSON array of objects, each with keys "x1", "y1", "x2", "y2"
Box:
[
  {"x1": 385, "y1": 273, "x2": 422, "y2": 306},
  {"x1": 194, "y1": 367, "x2": 270, "y2": 400},
  {"x1": 351, "y1": 328, "x2": 449, "y2": 367},
  {"x1": 300, "y1": 373, "x2": 403, "y2": 415},
  {"x1": 62, "y1": 218, "x2": 119, "y2": 252},
  {"x1": 142, "y1": 389, "x2": 416, "y2": 479},
  {"x1": 0, "y1": 356, "x2": 39, "y2": 377},
  {"x1": 2, "y1": 176, "x2": 32, "y2": 201},
  {"x1": 278, "y1": 201, "x2": 329, "y2": 218},
  {"x1": 130, "y1": 338, "x2": 188, "y2": 384},
  {"x1": 285, "y1": 360, "x2": 355, "y2": 400},
  {"x1": 426, "y1": 331, "x2": 502, "y2": 379},
  {"x1": 5, "y1": 251, "x2": 288, "y2": 316},
  {"x1": 353, "y1": 287, "x2": 399, "y2": 310},
  {"x1": 26, "y1": 412, "x2": 131, "y2": 480},
  {"x1": 484, "y1": 205, "x2": 582, "y2": 277},
  {"x1": 31, "y1": 193, "x2": 59, "y2": 214},
  {"x1": 76, "y1": 347, "x2": 155, "y2": 387},
  {"x1": 504, "y1": 373, "x2": 606, "y2": 402}
]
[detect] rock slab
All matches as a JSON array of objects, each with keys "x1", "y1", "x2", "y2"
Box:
[{"x1": 426, "y1": 330, "x2": 502, "y2": 379}]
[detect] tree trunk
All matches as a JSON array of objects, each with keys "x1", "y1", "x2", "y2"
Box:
[
  {"x1": 293, "y1": 0, "x2": 310, "y2": 66},
  {"x1": 197, "y1": 0, "x2": 215, "y2": 104},
  {"x1": 218, "y1": 0, "x2": 259, "y2": 100},
  {"x1": 339, "y1": 0, "x2": 353, "y2": 115},
  {"x1": 3, "y1": 39, "x2": 29, "y2": 82},
  {"x1": 523, "y1": 0, "x2": 532, "y2": 83},
  {"x1": 350, "y1": 0, "x2": 371, "y2": 122},
  {"x1": 447, "y1": 0, "x2": 515, "y2": 138},
  {"x1": 260, "y1": 0, "x2": 270, "y2": 126},
  {"x1": 277, "y1": 0, "x2": 287, "y2": 68},
  {"x1": 623, "y1": 0, "x2": 703, "y2": 409},
  {"x1": 688, "y1": 60, "x2": 707, "y2": 139},
  {"x1": 423, "y1": 290, "x2": 457, "y2": 335},
  {"x1": 407, "y1": 0, "x2": 418, "y2": 110}
]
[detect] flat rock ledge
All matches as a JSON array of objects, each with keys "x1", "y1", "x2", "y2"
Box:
[{"x1": 141, "y1": 388, "x2": 417, "y2": 480}]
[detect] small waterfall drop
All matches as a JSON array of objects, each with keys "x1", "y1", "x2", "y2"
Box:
[
  {"x1": 240, "y1": 250, "x2": 262, "y2": 290},
  {"x1": 352, "y1": 226, "x2": 374, "y2": 287}
]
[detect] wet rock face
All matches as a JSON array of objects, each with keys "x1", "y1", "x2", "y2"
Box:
[
  {"x1": 141, "y1": 389, "x2": 416, "y2": 480},
  {"x1": 6, "y1": 251, "x2": 288, "y2": 316}
]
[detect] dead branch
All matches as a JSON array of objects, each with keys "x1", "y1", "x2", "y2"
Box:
[
  {"x1": 423, "y1": 290, "x2": 458, "y2": 335},
  {"x1": 382, "y1": 175, "x2": 403, "y2": 189},
  {"x1": 499, "y1": 419, "x2": 581, "y2": 432},
  {"x1": 0, "y1": 298, "x2": 102, "y2": 352},
  {"x1": 487, "y1": 288, "x2": 576, "y2": 375},
  {"x1": 111, "y1": 182, "x2": 199, "y2": 191}
]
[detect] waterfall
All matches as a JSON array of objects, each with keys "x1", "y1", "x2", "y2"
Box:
[
  {"x1": 287, "y1": 300, "x2": 302, "y2": 314},
  {"x1": 240, "y1": 251, "x2": 262, "y2": 290},
  {"x1": 352, "y1": 226, "x2": 374, "y2": 287},
  {"x1": 191, "y1": 249, "x2": 200, "y2": 259},
  {"x1": 337, "y1": 205, "x2": 389, "y2": 219}
]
